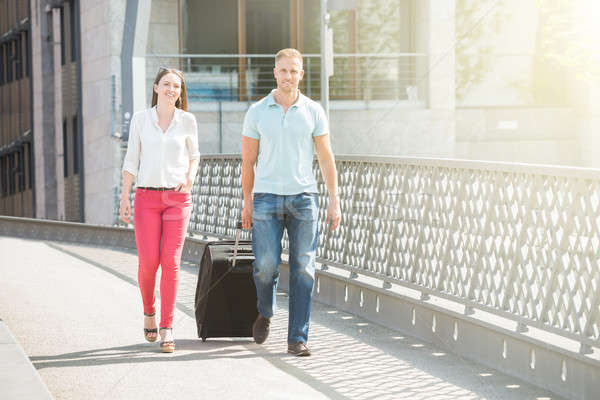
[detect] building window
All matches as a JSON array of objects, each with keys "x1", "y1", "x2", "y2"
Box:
[
  {"x1": 72, "y1": 115, "x2": 79, "y2": 174},
  {"x1": 0, "y1": 156, "x2": 7, "y2": 197},
  {"x1": 9, "y1": 153, "x2": 15, "y2": 195},
  {"x1": 0, "y1": 44, "x2": 5, "y2": 85},
  {"x1": 29, "y1": 144, "x2": 33, "y2": 189},
  {"x1": 6, "y1": 42, "x2": 13, "y2": 83},
  {"x1": 24, "y1": 30, "x2": 30, "y2": 77},
  {"x1": 60, "y1": 6, "x2": 66, "y2": 66},
  {"x1": 63, "y1": 119, "x2": 68, "y2": 177},
  {"x1": 24, "y1": 143, "x2": 32, "y2": 190},
  {"x1": 70, "y1": 0, "x2": 77, "y2": 62},
  {"x1": 16, "y1": 150, "x2": 23, "y2": 192},
  {"x1": 15, "y1": 35, "x2": 22, "y2": 81}
]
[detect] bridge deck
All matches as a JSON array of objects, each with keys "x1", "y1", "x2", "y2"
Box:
[{"x1": 0, "y1": 236, "x2": 562, "y2": 400}]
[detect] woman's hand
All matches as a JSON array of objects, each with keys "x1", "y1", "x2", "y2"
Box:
[
  {"x1": 120, "y1": 197, "x2": 132, "y2": 223},
  {"x1": 176, "y1": 177, "x2": 194, "y2": 193}
]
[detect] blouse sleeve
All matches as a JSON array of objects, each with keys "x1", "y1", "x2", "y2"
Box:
[
  {"x1": 122, "y1": 113, "x2": 141, "y2": 176},
  {"x1": 186, "y1": 113, "x2": 200, "y2": 160}
]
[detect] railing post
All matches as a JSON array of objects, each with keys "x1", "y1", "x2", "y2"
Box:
[
  {"x1": 306, "y1": 57, "x2": 312, "y2": 98},
  {"x1": 247, "y1": 57, "x2": 252, "y2": 103},
  {"x1": 397, "y1": 55, "x2": 402, "y2": 100},
  {"x1": 364, "y1": 55, "x2": 370, "y2": 108},
  {"x1": 218, "y1": 100, "x2": 223, "y2": 153},
  {"x1": 580, "y1": 287, "x2": 600, "y2": 354},
  {"x1": 238, "y1": 55, "x2": 247, "y2": 102}
]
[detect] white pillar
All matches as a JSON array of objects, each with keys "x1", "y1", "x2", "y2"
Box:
[
  {"x1": 31, "y1": 0, "x2": 45, "y2": 218},
  {"x1": 132, "y1": 0, "x2": 151, "y2": 113},
  {"x1": 52, "y1": 7, "x2": 65, "y2": 220},
  {"x1": 415, "y1": 0, "x2": 456, "y2": 156},
  {"x1": 416, "y1": 0, "x2": 455, "y2": 110},
  {"x1": 578, "y1": 82, "x2": 600, "y2": 167}
]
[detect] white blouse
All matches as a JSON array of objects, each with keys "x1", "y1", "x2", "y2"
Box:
[{"x1": 122, "y1": 106, "x2": 200, "y2": 187}]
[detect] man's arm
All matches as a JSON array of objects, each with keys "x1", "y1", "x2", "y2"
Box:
[
  {"x1": 314, "y1": 134, "x2": 341, "y2": 231},
  {"x1": 241, "y1": 135, "x2": 259, "y2": 229}
]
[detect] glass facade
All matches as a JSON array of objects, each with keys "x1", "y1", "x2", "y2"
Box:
[{"x1": 180, "y1": 0, "x2": 416, "y2": 101}]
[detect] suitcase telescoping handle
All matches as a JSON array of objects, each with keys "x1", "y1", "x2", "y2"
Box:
[{"x1": 232, "y1": 220, "x2": 243, "y2": 267}]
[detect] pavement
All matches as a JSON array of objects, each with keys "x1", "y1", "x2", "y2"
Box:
[{"x1": 0, "y1": 236, "x2": 563, "y2": 400}]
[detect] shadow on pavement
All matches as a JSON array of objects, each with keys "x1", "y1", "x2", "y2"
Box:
[
  {"x1": 45, "y1": 241, "x2": 562, "y2": 400},
  {"x1": 30, "y1": 339, "x2": 284, "y2": 370}
]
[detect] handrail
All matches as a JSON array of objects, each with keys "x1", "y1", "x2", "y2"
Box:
[
  {"x1": 146, "y1": 53, "x2": 428, "y2": 58},
  {"x1": 115, "y1": 154, "x2": 600, "y2": 353}
]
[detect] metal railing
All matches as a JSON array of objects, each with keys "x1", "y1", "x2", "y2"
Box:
[
  {"x1": 116, "y1": 154, "x2": 600, "y2": 354},
  {"x1": 146, "y1": 53, "x2": 425, "y2": 102}
]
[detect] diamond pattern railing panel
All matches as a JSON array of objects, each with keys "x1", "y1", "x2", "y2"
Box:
[{"x1": 114, "y1": 154, "x2": 600, "y2": 348}]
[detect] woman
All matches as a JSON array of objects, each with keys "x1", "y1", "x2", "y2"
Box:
[{"x1": 119, "y1": 67, "x2": 199, "y2": 353}]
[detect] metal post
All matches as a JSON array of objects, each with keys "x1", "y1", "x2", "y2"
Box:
[
  {"x1": 306, "y1": 57, "x2": 312, "y2": 98},
  {"x1": 247, "y1": 57, "x2": 252, "y2": 101},
  {"x1": 218, "y1": 100, "x2": 223, "y2": 154},
  {"x1": 247, "y1": 57, "x2": 251, "y2": 106},
  {"x1": 320, "y1": 0, "x2": 329, "y2": 117},
  {"x1": 364, "y1": 55, "x2": 370, "y2": 109}
]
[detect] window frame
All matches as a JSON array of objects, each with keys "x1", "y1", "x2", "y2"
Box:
[
  {"x1": 72, "y1": 114, "x2": 79, "y2": 174},
  {"x1": 63, "y1": 119, "x2": 68, "y2": 177}
]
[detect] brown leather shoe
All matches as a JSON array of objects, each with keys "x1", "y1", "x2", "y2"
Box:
[
  {"x1": 287, "y1": 342, "x2": 311, "y2": 356},
  {"x1": 252, "y1": 314, "x2": 271, "y2": 344}
]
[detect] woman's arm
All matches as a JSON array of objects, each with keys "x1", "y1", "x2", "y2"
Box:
[
  {"x1": 120, "y1": 114, "x2": 140, "y2": 223},
  {"x1": 176, "y1": 158, "x2": 199, "y2": 193},
  {"x1": 120, "y1": 171, "x2": 135, "y2": 223},
  {"x1": 177, "y1": 114, "x2": 200, "y2": 193}
]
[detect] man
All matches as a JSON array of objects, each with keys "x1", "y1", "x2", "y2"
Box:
[{"x1": 241, "y1": 48, "x2": 341, "y2": 356}]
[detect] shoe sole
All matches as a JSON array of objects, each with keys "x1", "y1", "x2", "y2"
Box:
[
  {"x1": 252, "y1": 319, "x2": 270, "y2": 344},
  {"x1": 287, "y1": 349, "x2": 311, "y2": 357},
  {"x1": 254, "y1": 336, "x2": 267, "y2": 344}
]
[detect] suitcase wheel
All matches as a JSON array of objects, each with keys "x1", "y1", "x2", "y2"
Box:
[{"x1": 202, "y1": 337, "x2": 207, "y2": 342}]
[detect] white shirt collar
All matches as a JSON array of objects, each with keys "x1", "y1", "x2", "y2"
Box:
[{"x1": 150, "y1": 105, "x2": 183, "y2": 127}]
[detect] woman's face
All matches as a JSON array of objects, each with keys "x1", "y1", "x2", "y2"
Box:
[{"x1": 154, "y1": 72, "x2": 182, "y2": 107}]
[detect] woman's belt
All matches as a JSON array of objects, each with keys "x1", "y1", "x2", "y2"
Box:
[{"x1": 137, "y1": 187, "x2": 175, "y2": 191}]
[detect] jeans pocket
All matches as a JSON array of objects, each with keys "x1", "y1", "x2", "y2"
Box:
[{"x1": 253, "y1": 193, "x2": 269, "y2": 205}]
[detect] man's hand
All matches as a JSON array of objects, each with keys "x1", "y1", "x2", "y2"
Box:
[
  {"x1": 120, "y1": 197, "x2": 132, "y2": 224},
  {"x1": 242, "y1": 202, "x2": 253, "y2": 230},
  {"x1": 327, "y1": 197, "x2": 341, "y2": 231}
]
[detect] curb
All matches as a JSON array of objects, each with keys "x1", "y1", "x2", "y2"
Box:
[{"x1": 0, "y1": 319, "x2": 54, "y2": 400}]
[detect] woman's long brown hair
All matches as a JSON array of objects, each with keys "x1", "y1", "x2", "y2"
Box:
[{"x1": 151, "y1": 68, "x2": 188, "y2": 111}]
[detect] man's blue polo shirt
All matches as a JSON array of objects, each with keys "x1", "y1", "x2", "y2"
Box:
[{"x1": 242, "y1": 89, "x2": 329, "y2": 195}]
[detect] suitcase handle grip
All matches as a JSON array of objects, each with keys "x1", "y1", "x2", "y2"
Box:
[{"x1": 232, "y1": 219, "x2": 243, "y2": 267}]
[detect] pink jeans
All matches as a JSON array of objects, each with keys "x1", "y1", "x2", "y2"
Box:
[{"x1": 133, "y1": 189, "x2": 192, "y2": 328}]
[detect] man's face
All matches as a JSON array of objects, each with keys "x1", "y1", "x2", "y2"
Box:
[{"x1": 273, "y1": 56, "x2": 304, "y2": 93}]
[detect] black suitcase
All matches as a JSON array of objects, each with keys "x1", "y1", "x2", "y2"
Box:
[{"x1": 194, "y1": 226, "x2": 258, "y2": 341}]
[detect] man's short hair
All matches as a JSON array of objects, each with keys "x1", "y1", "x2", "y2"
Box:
[{"x1": 275, "y1": 48, "x2": 303, "y2": 66}]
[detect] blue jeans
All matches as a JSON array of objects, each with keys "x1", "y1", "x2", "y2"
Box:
[{"x1": 252, "y1": 192, "x2": 319, "y2": 344}]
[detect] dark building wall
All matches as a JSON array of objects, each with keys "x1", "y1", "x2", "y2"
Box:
[
  {"x1": 59, "y1": 1, "x2": 82, "y2": 222},
  {"x1": 0, "y1": 0, "x2": 34, "y2": 217}
]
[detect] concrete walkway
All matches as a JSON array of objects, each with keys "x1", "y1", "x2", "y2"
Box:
[{"x1": 0, "y1": 236, "x2": 562, "y2": 400}]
